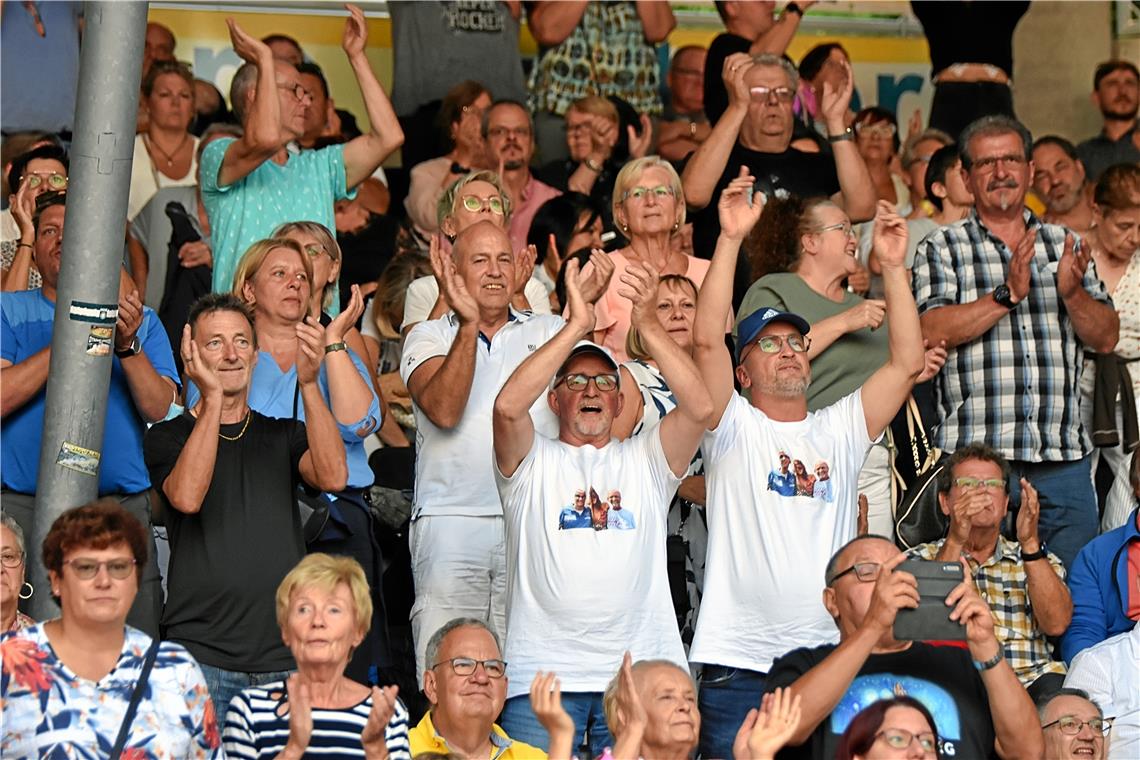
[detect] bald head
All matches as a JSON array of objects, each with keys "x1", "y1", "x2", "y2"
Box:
[{"x1": 452, "y1": 221, "x2": 515, "y2": 312}]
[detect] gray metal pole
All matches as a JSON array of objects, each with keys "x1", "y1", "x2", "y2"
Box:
[{"x1": 29, "y1": 1, "x2": 149, "y2": 621}]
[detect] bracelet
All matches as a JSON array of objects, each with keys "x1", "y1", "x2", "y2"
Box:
[
  {"x1": 973, "y1": 650, "x2": 1004, "y2": 671},
  {"x1": 15, "y1": 242, "x2": 33, "y2": 250},
  {"x1": 324, "y1": 342, "x2": 347, "y2": 354},
  {"x1": 1020, "y1": 544, "x2": 1047, "y2": 562},
  {"x1": 785, "y1": 1, "x2": 804, "y2": 16},
  {"x1": 583, "y1": 157, "x2": 602, "y2": 173},
  {"x1": 828, "y1": 127, "x2": 854, "y2": 143}
]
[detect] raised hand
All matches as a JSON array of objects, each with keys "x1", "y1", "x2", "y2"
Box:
[
  {"x1": 296, "y1": 316, "x2": 325, "y2": 386},
  {"x1": 9, "y1": 175, "x2": 36, "y2": 240},
  {"x1": 578, "y1": 248, "x2": 615, "y2": 305},
  {"x1": 429, "y1": 235, "x2": 479, "y2": 324},
  {"x1": 946, "y1": 483, "x2": 988, "y2": 545},
  {"x1": 342, "y1": 3, "x2": 369, "y2": 58},
  {"x1": 115, "y1": 288, "x2": 144, "y2": 353},
  {"x1": 361, "y1": 684, "x2": 399, "y2": 758},
  {"x1": 1057, "y1": 232, "x2": 1091, "y2": 301},
  {"x1": 739, "y1": 688, "x2": 803, "y2": 760},
  {"x1": 327, "y1": 283, "x2": 365, "y2": 344},
  {"x1": 226, "y1": 18, "x2": 272, "y2": 64},
  {"x1": 906, "y1": 108, "x2": 923, "y2": 146},
  {"x1": 178, "y1": 240, "x2": 213, "y2": 269},
  {"x1": 846, "y1": 264, "x2": 871, "y2": 295},
  {"x1": 946, "y1": 558, "x2": 999, "y2": 657},
  {"x1": 1015, "y1": 478, "x2": 1041, "y2": 551},
  {"x1": 842, "y1": 299, "x2": 886, "y2": 333},
  {"x1": 181, "y1": 325, "x2": 222, "y2": 401},
  {"x1": 614, "y1": 652, "x2": 648, "y2": 733},
  {"x1": 862, "y1": 551, "x2": 919, "y2": 635},
  {"x1": 283, "y1": 674, "x2": 314, "y2": 756},
  {"x1": 871, "y1": 200, "x2": 909, "y2": 270},
  {"x1": 722, "y1": 52, "x2": 754, "y2": 109},
  {"x1": 917, "y1": 338, "x2": 948, "y2": 383},
  {"x1": 718, "y1": 166, "x2": 764, "y2": 240},
  {"x1": 529, "y1": 672, "x2": 576, "y2": 753},
  {"x1": 628, "y1": 113, "x2": 654, "y2": 159},
  {"x1": 591, "y1": 115, "x2": 618, "y2": 161},
  {"x1": 820, "y1": 58, "x2": 855, "y2": 132},
  {"x1": 1005, "y1": 229, "x2": 1036, "y2": 304},
  {"x1": 514, "y1": 244, "x2": 537, "y2": 297},
  {"x1": 563, "y1": 257, "x2": 596, "y2": 336},
  {"x1": 620, "y1": 261, "x2": 661, "y2": 329}
]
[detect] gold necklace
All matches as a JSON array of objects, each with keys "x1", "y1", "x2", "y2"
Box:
[
  {"x1": 146, "y1": 131, "x2": 189, "y2": 168},
  {"x1": 218, "y1": 410, "x2": 252, "y2": 441}
]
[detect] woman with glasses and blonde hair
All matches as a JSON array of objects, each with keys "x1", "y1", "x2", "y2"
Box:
[
  {"x1": 0, "y1": 500, "x2": 220, "y2": 757},
  {"x1": 740, "y1": 199, "x2": 946, "y2": 536},
  {"x1": 0, "y1": 513, "x2": 35, "y2": 632},
  {"x1": 594, "y1": 156, "x2": 713, "y2": 362}
]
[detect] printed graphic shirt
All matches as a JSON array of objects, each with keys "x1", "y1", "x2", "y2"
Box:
[{"x1": 496, "y1": 428, "x2": 685, "y2": 698}]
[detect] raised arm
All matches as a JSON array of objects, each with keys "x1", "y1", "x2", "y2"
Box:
[
  {"x1": 750, "y1": 1, "x2": 813, "y2": 55},
  {"x1": 340, "y1": 4, "x2": 405, "y2": 189},
  {"x1": 2, "y1": 180, "x2": 38, "y2": 292},
  {"x1": 859, "y1": 202, "x2": 925, "y2": 440},
  {"x1": 322, "y1": 285, "x2": 378, "y2": 425},
  {"x1": 1057, "y1": 233, "x2": 1119, "y2": 354},
  {"x1": 493, "y1": 254, "x2": 600, "y2": 476},
  {"x1": 821, "y1": 60, "x2": 875, "y2": 223},
  {"x1": 623, "y1": 262, "x2": 713, "y2": 475},
  {"x1": 682, "y1": 53, "x2": 751, "y2": 209},
  {"x1": 296, "y1": 316, "x2": 349, "y2": 492},
  {"x1": 1016, "y1": 480, "x2": 1074, "y2": 636},
  {"x1": 526, "y1": 1, "x2": 589, "y2": 47},
  {"x1": 116, "y1": 290, "x2": 178, "y2": 423},
  {"x1": 160, "y1": 328, "x2": 221, "y2": 514},
  {"x1": 693, "y1": 167, "x2": 763, "y2": 425},
  {"x1": 216, "y1": 20, "x2": 286, "y2": 187},
  {"x1": 635, "y1": 0, "x2": 676, "y2": 43}
]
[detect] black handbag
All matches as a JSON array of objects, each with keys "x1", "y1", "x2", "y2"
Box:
[
  {"x1": 892, "y1": 396, "x2": 950, "y2": 550},
  {"x1": 292, "y1": 382, "x2": 331, "y2": 544}
]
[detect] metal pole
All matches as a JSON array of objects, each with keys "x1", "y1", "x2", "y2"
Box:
[{"x1": 29, "y1": 1, "x2": 149, "y2": 620}]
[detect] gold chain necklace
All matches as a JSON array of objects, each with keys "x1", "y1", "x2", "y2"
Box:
[{"x1": 218, "y1": 410, "x2": 252, "y2": 441}]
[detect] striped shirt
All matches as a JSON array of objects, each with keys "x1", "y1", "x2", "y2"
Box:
[
  {"x1": 222, "y1": 680, "x2": 411, "y2": 759},
  {"x1": 912, "y1": 209, "x2": 1111, "y2": 462},
  {"x1": 909, "y1": 535, "x2": 1068, "y2": 687}
]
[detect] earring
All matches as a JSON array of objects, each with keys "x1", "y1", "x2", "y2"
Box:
[
  {"x1": 19, "y1": 581, "x2": 33, "y2": 600},
  {"x1": 673, "y1": 220, "x2": 680, "y2": 232}
]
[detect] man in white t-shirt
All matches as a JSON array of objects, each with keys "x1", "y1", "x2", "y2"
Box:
[
  {"x1": 491, "y1": 255, "x2": 713, "y2": 758},
  {"x1": 689, "y1": 173, "x2": 928, "y2": 759}
]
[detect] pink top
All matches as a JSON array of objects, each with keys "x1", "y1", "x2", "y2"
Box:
[{"x1": 509, "y1": 174, "x2": 561, "y2": 253}]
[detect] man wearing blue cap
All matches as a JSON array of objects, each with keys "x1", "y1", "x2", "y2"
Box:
[
  {"x1": 688, "y1": 170, "x2": 927, "y2": 759},
  {"x1": 490, "y1": 254, "x2": 713, "y2": 758}
]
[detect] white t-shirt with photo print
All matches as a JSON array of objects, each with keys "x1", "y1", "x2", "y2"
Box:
[
  {"x1": 495, "y1": 429, "x2": 686, "y2": 699},
  {"x1": 690, "y1": 390, "x2": 875, "y2": 673}
]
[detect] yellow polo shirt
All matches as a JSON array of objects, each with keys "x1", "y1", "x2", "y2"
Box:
[{"x1": 408, "y1": 710, "x2": 548, "y2": 759}]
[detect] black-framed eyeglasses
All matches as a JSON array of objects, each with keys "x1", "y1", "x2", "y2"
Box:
[
  {"x1": 0, "y1": 551, "x2": 25, "y2": 569},
  {"x1": 277, "y1": 82, "x2": 312, "y2": 103},
  {"x1": 431, "y1": 657, "x2": 507, "y2": 678},
  {"x1": 753, "y1": 333, "x2": 810, "y2": 354},
  {"x1": 554, "y1": 372, "x2": 619, "y2": 393},
  {"x1": 460, "y1": 195, "x2": 505, "y2": 215},
  {"x1": 21, "y1": 172, "x2": 68, "y2": 191},
  {"x1": 827, "y1": 561, "x2": 881, "y2": 586},
  {"x1": 1042, "y1": 716, "x2": 1112, "y2": 736},
  {"x1": 63, "y1": 557, "x2": 137, "y2": 580},
  {"x1": 875, "y1": 729, "x2": 938, "y2": 755}
]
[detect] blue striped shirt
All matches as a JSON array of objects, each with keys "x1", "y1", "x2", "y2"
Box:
[
  {"x1": 223, "y1": 680, "x2": 411, "y2": 759},
  {"x1": 912, "y1": 209, "x2": 1110, "y2": 462}
]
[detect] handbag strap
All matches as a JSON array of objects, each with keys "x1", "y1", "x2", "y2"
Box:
[{"x1": 110, "y1": 639, "x2": 161, "y2": 760}]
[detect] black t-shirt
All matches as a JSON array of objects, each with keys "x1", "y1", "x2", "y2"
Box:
[
  {"x1": 765, "y1": 642, "x2": 997, "y2": 760},
  {"x1": 910, "y1": 1, "x2": 1029, "y2": 79},
  {"x1": 704, "y1": 32, "x2": 751, "y2": 126},
  {"x1": 686, "y1": 142, "x2": 840, "y2": 261},
  {"x1": 144, "y1": 410, "x2": 309, "y2": 672}
]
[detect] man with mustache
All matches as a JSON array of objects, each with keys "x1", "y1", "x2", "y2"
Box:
[
  {"x1": 482, "y1": 100, "x2": 560, "y2": 253},
  {"x1": 1032, "y1": 136, "x2": 1095, "y2": 235},
  {"x1": 912, "y1": 115, "x2": 1120, "y2": 572},
  {"x1": 1076, "y1": 60, "x2": 1140, "y2": 183}
]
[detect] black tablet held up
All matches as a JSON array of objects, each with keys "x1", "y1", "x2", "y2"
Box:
[{"x1": 893, "y1": 558, "x2": 967, "y2": 641}]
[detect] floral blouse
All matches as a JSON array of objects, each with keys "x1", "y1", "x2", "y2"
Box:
[{"x1": 1, "y1": 622, "x2": 222, "y2": 758}]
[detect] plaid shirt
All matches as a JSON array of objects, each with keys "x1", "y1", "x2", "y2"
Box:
[
  {"x1": 910, "y1": 535, "x2": 1067, "y2": 687},
  {"x1": 912, "y1": 209, "x2": 1111, "y2": 461}
]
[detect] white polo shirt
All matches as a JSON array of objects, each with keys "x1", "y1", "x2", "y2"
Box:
[{"x1": 401, "y1": 308, "x2": 563, "y2": 518}]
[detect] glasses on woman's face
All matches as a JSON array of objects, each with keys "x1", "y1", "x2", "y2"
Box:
[
  {"x1": 432, "y1": 657, "x2": 508, "y2": 678},
  {"x1": 0, "y1": 550, "x2": 25, "y2": 569},
  {"x1": 876, "y1": 729, "x2": 938, "y2": 756},
  {"x1": 460, "y1": 195, "x2": 505, "y2": 215},
  {"x1": 21, "y1": 172, "x2": 68, "y2": 191},
  {"x1": 815, "y1": 221, "x2": 856, "y2": 239},
  {"x1": 303, "y1": 243, "x2": 330, "y2": 261},
  {"x1": 856, "y1": 122, "x2": 897, "y2": 139},
  {"x1": 555, "y1": 372, "x2": 619, "y2": 393},
  {"x1": 622, "y1": 185, "x2": 675, "y2": 203},
  {"x1": 63, "y1": 557, "x2": 137, "y2": 580},
  {"x1": 1042, "y1": 716, "x2": 1112, "y2": 736},
  {"x1": 754, "y1": 333, "x2": 810, "y2": 354}
]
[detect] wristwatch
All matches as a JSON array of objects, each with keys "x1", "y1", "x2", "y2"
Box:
[
  {"x1": 1020, "y1": 544, "x2": 1048, "y2": 563},
  {"x1": 973, "y1": 650, "x2": 1004, "y2": 672},
  {"x1": 827, "y1": 127, "x2": 854, "y2": 143},
  {"x1": 324, "y1": 342, "x2": 348, "y2": 355},
  {"x1": 115, "y1": 336, "x2": 141, "y2": 358},
  {"x1": 785, "y1": 2, "x2": 804, "y2": 16},
  {"x1": 992, "y1": 283, "x2": 1018, "y2": 309}
]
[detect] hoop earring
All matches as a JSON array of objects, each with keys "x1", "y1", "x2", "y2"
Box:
[{"x1": 19, "y1": 581, "x2": 33, "y2": 600}]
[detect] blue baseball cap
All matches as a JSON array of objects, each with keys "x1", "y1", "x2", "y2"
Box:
[{"x1": 736, "y1": 307, "x2": 811, "y2": 361}]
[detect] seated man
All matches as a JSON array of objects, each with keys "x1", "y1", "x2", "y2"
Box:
[
  {"x1": 491, "y1": 252, "x2": 711, "y2": 757},
  {"x1": 909, "y1": 443, "x2": 1071, "y2": 699},
  {"x1": 1062, "y1": 452, "x2": 1140, "y2": 662},
  {"x1": 764, "y1": 535, "x2": 1043, "y2": 759},
  {"x1": 1066, "y1": 626, "x2": 1139, "y2": 760},
  {"x1": 144, "y1": 293, "x2": 347, "y2": 712},
  {"x1": 409, "y1": 617, "x2": 546, "y2": 759},
  {"x1": 1038, "y1": 687, "x2": 1113, "y2": 760},
  {"x1": 1, "y1": 191, "x2": 178, "y2": 637}
]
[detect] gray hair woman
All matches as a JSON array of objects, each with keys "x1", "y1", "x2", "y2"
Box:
[{"x1": 0, "y1": 513, "x2": 35, "y2": 631}]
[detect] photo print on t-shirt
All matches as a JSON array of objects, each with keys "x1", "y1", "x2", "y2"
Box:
[
  {"x1": 829, "y1": 674, "x2": 962, "y2": 758},
  {"x1": 766, "y1": 450, "x2": 834, "y2": 503},
  {"x1": 557, "y1": 486, "x2": 637, "y2": 531}
]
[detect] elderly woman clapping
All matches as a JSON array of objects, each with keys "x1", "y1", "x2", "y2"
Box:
[{"x1": 223, "y1": 553, "x2": 411, "y2": 759}]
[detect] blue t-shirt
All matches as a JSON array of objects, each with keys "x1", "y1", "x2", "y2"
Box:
[
  {"x1": 185, "y1": 347, "x2": 380, "y2": 489},
  {"x1": 1, "y1": 2, "x2": 82, "y2": 133},
  {"x1": 200, "y1": 138, "x2": 353, "y2": 300},
  {"x1": 1, "y1": 290, "x2": 179, "y2": 494}
]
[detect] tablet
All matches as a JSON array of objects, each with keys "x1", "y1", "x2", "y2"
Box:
[{"x1": 893, "y1": 558, "x2": 967, "y2": 641}]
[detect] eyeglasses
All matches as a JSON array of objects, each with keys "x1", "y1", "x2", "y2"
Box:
[
  {"x1": 749, "y1": 86, "x2": 795, "y2": 104},
  {"x1": 753, "y1": 333, "x2": 810, "y2": 354},
  {"x1": 564, "y1": 121, "x2": 594, "y2": 135},
  {"x1": 971, "y1": 154, "x2": 1027, "y2": 173},
  {"x1": 460, "y1": 195, "x2": 505, "y2": 215},
  {"x1": 856, "y1": 122, "x2": 897, "y2": 138},
  {"x1": 622, "y1": 185, "x2": 675, "y2": 203},
  {"x1": 303, "y1": 243, "x2": 330, "y2": 260},
  {"x1": 21, "y1": 172, "x2": 68, "y2": 191},
  {"x1": 827, "y1": 561, "x2": 881, "y2": 585},
  {"x1": 876, "y1": 729, "x2": 938, "y2": 755},
  {"x1": 815, "y1": 222, "x2": 856, "y2": 238},
  {"x1": 0, "y1": 551, "x2": 25, "y2": 568},
  {"x1": 432, "y1": 657, "x2": 508, "y2": 678},
  {"x1": 63, "y1": 557, "x2": 137, "y2": 580},
  {"x1": 1042, "y1": 716, "x2": 1112, "y2": 736},
  {"x1": 277, "y1": 82, "x2": 312, "y2": 103},
  {"x1": 555, "y1": 372, "x2": 619, "y2": 393},
  {"x1": 952, "y1": 477, "x2": 1005, "y2": 490},
  {"x1": 487, "y1": 126, "x2": 531, "y2": 140}
]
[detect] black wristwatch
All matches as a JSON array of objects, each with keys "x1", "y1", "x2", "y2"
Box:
[
  {"x1": 785, "y1": 1, "x2": 804, "y2": 16},
  {"x1": 992, "y1": 283, "x2": 1018, "y2": 309},
  {"x1": 1020, "y1": 544, "x2": 1048, "y2": 563},
  {"x1": 115, "y1": 336, "x2": 141, "y2": 358},
  {"x1": 827, "y1": 126, "x2": 854, "y2": 143}
]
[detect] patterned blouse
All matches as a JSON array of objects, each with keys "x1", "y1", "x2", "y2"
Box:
[{"x1": 1, "y1": 623, "x2": 222, "y2": 758}]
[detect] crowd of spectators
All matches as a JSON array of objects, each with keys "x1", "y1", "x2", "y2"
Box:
[{"x1": 1, "y1": 1, "x2": 1138, "y2": 758}]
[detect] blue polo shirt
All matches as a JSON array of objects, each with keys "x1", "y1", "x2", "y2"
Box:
[{"x1": 1, "y1": 290, "x2": 179, "y2": 494}]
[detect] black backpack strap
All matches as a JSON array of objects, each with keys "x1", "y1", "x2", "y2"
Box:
[{"x1": 109, "y1": 639, "x2": 161, "y2": 760}]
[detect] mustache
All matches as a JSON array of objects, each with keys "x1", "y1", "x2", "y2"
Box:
[{"x1": 987, "y1": 178, "x2": 1020, "y2": 191}]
